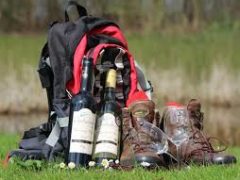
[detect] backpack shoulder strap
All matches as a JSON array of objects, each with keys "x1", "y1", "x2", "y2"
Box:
[{"x1": 65, "y1": 1, "x2": 88, "y2": 21}]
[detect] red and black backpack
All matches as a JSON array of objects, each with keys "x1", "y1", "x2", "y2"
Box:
[{"x1": 9, "y1": 1, "x2": 153, "y2": 161}]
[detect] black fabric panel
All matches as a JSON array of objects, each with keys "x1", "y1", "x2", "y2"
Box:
[
  {"x1": 41, "y1": 127, "x2": 68, "y2": 161},
  {"x1": 52, "y1": 98, "x2": 70, "y2": 118},
  {"x1": 87, "y1": 34, "x2": 124, "y2": 50},
  {"x1": 64, "y1": 1, "x2": 88, "y2": 21},
  {"x1": 38, "y1": 43, "x2": 55, "y2": 115},
  {"x1": 22, "y1": 127, "x2": 47, "y2": 140},
  {"x1": 39, "y1": 43, "x2": 49, "y2": 60},
  {"x1": 19, "y1": 136, "x2": 47, "y2": 150},
  {"x1": 38, "y1": 64, "x2": 53, "y2": 89},
  {"x1": 66, "y1": 16, "x2": 119, "y2": 63},
  {"x1": 122, "y1": 54, "x2": 131, "y2": 103},
  {"x1": 48, "y1": 22, "x2": 73, "y2": 102},
  {"x1": 101, "y1": 48, "x2": 120, "y2": 66},
  {"x1": 10, "y1": 149, "x2": 45, "y2": 161},
  {"x1": 38, "y1": 43, "x2": 53, "y2": 89}
]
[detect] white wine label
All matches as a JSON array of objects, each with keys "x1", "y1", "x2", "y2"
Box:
[
  {"x1": 69, "y1": 108, "x2": 96, "y2": 155},
  {"x1": 95, "y1": 113, "x2": 119, "y2": 155},
  {"x1": 95, "y1": 143, "x2": 118, "y2": 155}
]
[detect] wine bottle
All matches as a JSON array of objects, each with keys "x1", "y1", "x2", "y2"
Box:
[
  {"x1": 67, "y1": 57, "x2": 96, "y2": 167},
  {"x1": 93, "y1": 69, "x2": 121, "y2": 163}
]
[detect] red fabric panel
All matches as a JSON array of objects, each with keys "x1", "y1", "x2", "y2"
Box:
[
  {"x1": 126, "y1": 91, "x2": 149, "y2": 107},
  {"x1": 166, "y1": 102, "x2": 183, "y2": 107},
  {"x1": 89, "y1": 25, "x2": 128, "y2": 49},
  {"x1": 67, "y1": 35, "x2": 87, "y2": 94}
]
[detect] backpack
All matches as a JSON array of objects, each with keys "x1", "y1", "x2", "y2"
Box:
[{"x1": 9, "y1": 1, "x2": 153, "y2": 161}]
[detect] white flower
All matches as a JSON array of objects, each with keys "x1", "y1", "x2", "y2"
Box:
[
  {"x1": 88, "y1": 161, "x2": 96, "y2": 167},
  {"x1": 59, "y1": 162, "x2": 66, "y2": 169},
  {"x1": 68, "y1": 162, "x2": 76, "y2": 169},
  {"x1": 101, "y1": 159, "x2": 109, "y2": 169},
  {"x1": 115, "y1": 159, "x2": 119, "y2": 164},
  {"x1": 140, "y1": 161, "x2": 151, "y2": 167},
  {"x1": 9, "y1": 158, "x2": 15, "y2": 164}
]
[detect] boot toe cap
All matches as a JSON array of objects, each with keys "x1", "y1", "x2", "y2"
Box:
[
  {"x1": 135, "y1": 152, "x2": 167, "y2": 167},
  {"x1": 213, "y1": 154, "x2": 237, "y2": 165}
]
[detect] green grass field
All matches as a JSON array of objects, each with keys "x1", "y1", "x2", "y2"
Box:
[
  {"x1": 1, "y1": 27, "x2": 240, "y2": 113},
  {"x1": 0, "y1": 26, "x2": 240, "y2": 76},
  {"x1": 0, "y1": 134, "x2": 239, "y2": 180}
]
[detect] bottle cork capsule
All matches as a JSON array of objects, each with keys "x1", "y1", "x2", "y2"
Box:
[{"x1": 106, "y1": 69, "x2": 117, "y2": 88}]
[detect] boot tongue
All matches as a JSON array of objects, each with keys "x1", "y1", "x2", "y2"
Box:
[
  {"x1": 187, "y1": 99, "x2": 201, "y2": 114},
  {"x1": 187, "y1": 99, "x2": 203, "y2": 130}
]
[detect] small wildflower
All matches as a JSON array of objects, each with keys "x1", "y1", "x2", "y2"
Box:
[
  {"x1": 59, "y1": 162, "x2": 66, "y2": 169},
  {"x1": 101, "y1": 159, "x2": 109, "y2": 169},
  {"x1": 68, "y1": 162, "x2": 76, "y2": 169},
  {"x1": 88, "y1": 161, "x2": 96, "y2": 167},
  {"x1": 140, "y1": 161, "x2": 151, "y2": 167},
  {"x1": 8, "y1": 157, "x2": 15, "y2": 164},
  {"x1": 115, "y1": 159, "x2": 119, "y2": 164}
]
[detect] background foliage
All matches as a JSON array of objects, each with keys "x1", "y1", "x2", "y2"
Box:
[{"x1": 1, "y1": 0, "x2": 240, "y2": 33}]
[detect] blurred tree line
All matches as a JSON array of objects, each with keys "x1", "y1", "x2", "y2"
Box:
[{"x1": 0, "y1": 0, "x2": 240, "y2": 33}]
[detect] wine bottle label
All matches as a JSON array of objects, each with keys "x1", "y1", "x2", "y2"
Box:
[
  {"x1": 95, "y1": 113, "x2": 119, "y2": 155},
  {"x1": 70, "y1": 108, "x2": 96, "y2": 155}
]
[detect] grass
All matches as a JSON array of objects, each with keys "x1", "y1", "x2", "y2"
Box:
[
  {"x1": 0, "y1": 26, "x2": 239, "y2": 77},
  {"x1": 0, "y1": 26, "x2": 240, "y2": 112},
  {"x1": 0, "y1": 133, "x2": 239, "y2": 180},
  {"x1": 0, "y1": 34, "x2": 45, "y2": 69},
  {"x1": 128, "y1": 26, "x2": 240, "y2": 76}
]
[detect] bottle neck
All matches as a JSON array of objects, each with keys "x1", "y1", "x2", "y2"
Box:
[
  {"x1": 104, "y1": 69, "x2": 117, "y2": 101},
  {"x1": 81, "y1": 58, "x2": 93, "y2": 93},
  {"x1": 104, "y1": 87, "x2": 115, "y2": 101}
]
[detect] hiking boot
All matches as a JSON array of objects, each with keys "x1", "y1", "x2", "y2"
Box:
[
  {"x1": 120, "y1": 102, "x2": 167, "y2": 168},
  {"x1": 161, "y1": 100, "x2": 237, "y2": 165}
]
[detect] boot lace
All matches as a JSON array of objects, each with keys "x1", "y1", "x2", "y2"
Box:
[
  {"x1": 185, "y1": 129, "x2": 227, "y2": 162},
  {"x1": 131, "y1": 130, "x2": 154, "y2": 153}
]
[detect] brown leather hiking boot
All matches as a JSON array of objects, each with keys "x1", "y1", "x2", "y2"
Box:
[
  {"x1": 161, "y1": 100, "x2": 237, "y2": 165},
  {"x1": 120, "y1": 101, "x2": 167, "y2": 168}
]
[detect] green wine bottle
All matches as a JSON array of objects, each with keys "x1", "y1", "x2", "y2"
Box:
[
  {"x1": 67, "y1": 57, "x2": 97, "y2": 168},
  {"x1": 93, "y1": 69, "x2": 121, "y2": 163}
]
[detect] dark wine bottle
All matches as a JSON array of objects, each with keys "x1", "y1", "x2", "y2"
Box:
[
  {"x1": 93, "y1": 69, "x2": 121, "y2": 163},
  {"x1": 67, "y1": 57, "x2": 96, "y2": 168}
]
